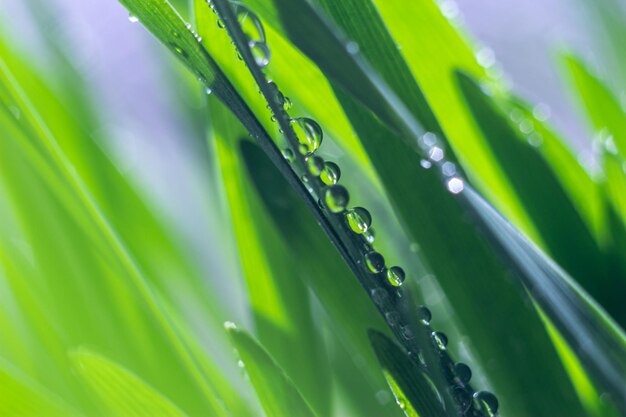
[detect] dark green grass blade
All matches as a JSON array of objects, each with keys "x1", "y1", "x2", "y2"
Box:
[
  {"x1": 368, "y1": 330, "x2": 447, "y2": 417},
  {"x1": 463, "y1": 186, "x2": 626, "y2": 414},
  {"x1": 455, "y1": 72, "x2": 626, "y2": 323},
  {"x1": 332, "y1": 87, "x2": 583, "y2": 417}
]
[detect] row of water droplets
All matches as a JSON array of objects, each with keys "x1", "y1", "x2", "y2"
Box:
[{"x1": 202, "y1": 0, "x2": 497, "y2": 415}]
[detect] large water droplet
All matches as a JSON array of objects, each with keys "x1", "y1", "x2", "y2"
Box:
[
  {"x1": 323, "y1": 185, "x2": 349, "y2": 213},
  {"x1": 386, "y1": 266, "x2": 405, "y2": 287},
  {"x1": 474, "y1": 391, "x2": 499, "y2": 416},
  {"x1": 346, "y1": 207, "x2": 372, "y2": 234},
  {"x1": 291, "y1": 117, "x2": 323, "y2": 155},
  {"x1": 307, "y1": 156, "x2": 325, "y2": 176},
  {"x1": 320, "y1": 161, "x2": 340, "y2": 185},
  {"x1": 250, "y1": 41, "x2": 270, "y2": 68},
  {"x1": 417, "y1": 305, "x2": 431, "y2": 324},
  {"x1": 365, "y1": 251, "x2": 385, "y2": 273},
  {"x1": 431, "y1": 331, "x2": 448, "y2": 350},
  {"x1": 236, "y1": 5, "x2": 265, "y2": 43}
]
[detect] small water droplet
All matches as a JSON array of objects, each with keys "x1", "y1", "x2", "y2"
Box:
[
  {"x1": 386, "y1": 266, "x2": 405, "y2": 287},
  {"x1": 307, "y1": 156, "x2": 325, "y2": 176},
  {"x1": 429, "y1": 146, "x2": 444, "y2": 162},
  {"x1": 475, "y1": 47, "x2": 496, "y2": 68},
  {"x1": 401, "y1": 325, "x2": 415, "y2": 340},
  {"x1": 451, "y1": 385, "x2": 472, "y2": 413},
  {"x1": 420, "y1": 159, "x2": 432, "y2": 169},
  {"x1": 224, "y1": 321, "x2": 237, "y2": 330},
  {"x1": 519, "y1": 119, "x2": 534, "y2": 134},
  {"x1": 205, "y1": 87, "x2": 213, "y2": 95},
  {"x1": 282, "y1": 148, "x2": 294, "y2": 162},
  {"x1": 171, "y1": 30, "x2": 180, "y2": 38},
  {"x1": 454, "y1": 363, "x2": 472, "y2": 384},
  {"x1": 441, "y1": 161, "x2": 456, "y2": 176},
  {"x1": 385, "y1": 311, "x2": 400, "y2": 325},
  {"x1": 474, "y1": 391, "x2": 499, "y2": 416},
  {"x1": 375, "y1": 390, "x2": 391, "y2": 405},
  {"x1": 431, "y1": 331, "x2": 448, "y2": 350},
  {"x1": 345, "y1": 207, "x2": 372, "y2": 234},
  {"x1": 397, "y1": 398, "x2": 406, "y2": 410},
  {"x1": 217, "y1": 19, "x2": 225, "y2": 28},
  {"x1": 283, "y1": 96, "x2": 293, "y2": 110},
  {"x1": 320, "y1": 161, "x2": 340, "y2": 185},
  {"x1": 170, "y1": 43, "x2": 188, "y2": 58},
  {"x1": 370, "y1": 287, "x2": 389, "y2": 305},
  {"x1": 291, "y1": 117, "x2": 323, "y2": 156},
  {"x1": 532, "y1": 103, "x2": 551, "y2": 121},
  {"x1": 363, "y1": 228, "x2": 376, "y2": 244},
  {"x1": 323, "y1": 185, "x2": 349, "y2": 213},
  {"x1": 417, "y1": 306, "x2": 432, "y2": 324},
  {"x1": 346, "y1": 41, "x2": 359, "y2": 54},
  {"x1": 128, "y1": 14, "x2": 139, "y2": 23},
  {"x1": 364, "y1": 251, "x2": 385, "y2": 273},
  {"x1": 270, "y1": 115, "x2": 277, "y2": 122},
  {"x1": 185, "y1": 22, "x2": 192, "y2": 30},
  {"x1": 446, "y1": 177, "x2": 464, "y2": 194}
]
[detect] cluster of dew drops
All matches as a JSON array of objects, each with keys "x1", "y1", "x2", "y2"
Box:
[{"x1": 129, "y1": 1, "x2": 499, "y2": 415}]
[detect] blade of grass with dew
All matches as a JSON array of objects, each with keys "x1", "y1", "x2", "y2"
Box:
[
  {"x1": 0, "y1": 56, "x2": 238, "y2": 416},
  {"x1": 208, "y1": 96, "x2": 331, "y2": 416},
  {"x1": 225, "y1": 324, "x2": 318, "y2": 417},
  {"x1": 331, "y1": 87, "x2": 584, "y2": 417},
  {"x1": 368, "y1": 330, "x2": 447, "y2": 417},
  {"x1": 235, "y1": 136, "x2": 404, "y2": 417},
  {"x1": 455, "y1": 72, "x2": 621, "y2": 322},
  {"x1": 70, "y1": 349, "x2": 190, "y2": 417},
  {"x1": 244, "y1": 0, "x2": 536, "y2": 241}
]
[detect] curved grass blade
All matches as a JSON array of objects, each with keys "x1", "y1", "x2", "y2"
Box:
[
  {"x1": 368, "y1": 330, "x2": 447, "y2": 417},
  {"x1": 462, "y1": 186, "x2": 626, "y2": 415},
  {"x1": 225, "y1": 324, "x2": 318, "y2": 417},
  {"x1": 70, "y1": 350, "x2": 189, "y2": 417}
]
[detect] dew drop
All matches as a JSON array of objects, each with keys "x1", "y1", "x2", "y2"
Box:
[
  {"x1": 428, "y1": 146, "x2": 444, "y2": 162},
  {"x1": 128, "y1": 14, "x2": 139, "y2": 23},
  {"x1": 205, "y1": 87, "x2": 213, "y2": 95},
  {"x1": 386, "y1": 266, "x2": 405, "y2": 287},
  {"x1": 474, "y1": 391, "x2": 499, "y2": 416},
  {"x1": 446, "y1": 177, "x2": 464, "y2": 194},
  {"x1": 532, "y1": 103, "x2": 551, "y2": 121},
  {"x1": 475, "y1": 47, "x2": 496, "y2": 68},
  {"x1": 170, "y1": 43, "x2": 188, "y2": 58},
  {"x1": 345, "y1": 207, "x2": 372, "y2": 234},
  {"x1": 346, "y1": 41, "x2": 359, "y2": 54},
  {"x1": 417, "y1": 305, "x2": 432, "y2": 324},
  {"x1": 282, "y1": 148, "x2": 294, "y2": 162},
  {"x1": 283, "y1": 96, "x2": 293, "y2": 110},
  {"x1": 323, "y1": 185, "x2": 349, "y2": 213},
  {"x1": 364, "y1": 251, "x2": 385, "y2": 273},
  {"x1": 454, "y1": 362, "x2": 472, "y2": 384},
  {"x1": 431, "y1": 331, "x2": 448, "y2": 350},
  {"x1": 217, "y1": 19, "x2": 225, "y2": 28},
  {"x1": 400, "y1": 325, "x2": 415, "y2": 340},
  {"x1": 250, "y1": 41, "x2": 270, "y2": 68},
  {"x1": 451, "y1": 385, "x2": 472, "y2": 413},
  {"x1": 363, "y1": 228, "x2": 376, "y2": 244},
  {"x1": 420, "y1": 159, "x2": 432, "y2": 169},
  {"x1": 291, "y1": 117, "x2": 323, "y2": 156},
  {"x1": 171, "y1": 30, "x2": 180, "y2": 38},
  {"x1": 307, "y1": 156, "x2": 325, "y2": 176},
  {"x1": 320, "y1": 161, "x2": 340, "y2": 185},
  {"x1": 441, "y1": 161, "x2": 456, "y2": 176}
]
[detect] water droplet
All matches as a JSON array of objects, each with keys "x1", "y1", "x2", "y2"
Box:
[
  {"x1": 307, "y1": 156, "x2": 325, "y2": 176},
  {"x1": 170, "y1": 43, "x2": 188, "y2": 58},
  {"x1": 346, "y1": 41, "x2": 359, "y2": 54},
  {"x1": 320, "y1": 161, "x2": 340, "y2": 185},
  {"x1": 205, "y1": 87, "x2": 213, "y2": 95},
  {"x1": 431, "y1": 331, "x2": 448, "y2": 350},
  {"x1": 385, "y1": 311, "x2": 400, "y2": 325},
  {"x1": 323, "y1": 185, "x2": 349, "y2": 213},
  {"x1": 441, "y1": 161, "x2": 456, "y2": 176},
  {"x1": 364, "y1": 251, "x2": 385, "y2": 273},
  {"x1": 128, "y1": 14, "x2": 139, "y2": 23},
  {"x1": 282, "y1": 148, "x2": 294, "y2": 162},
  {"x1": 375, "y1": 390, "x2": 391, "y2": 405},
  {"x1": 474, "y1": 391, "x2": 499, "y2": 416},
  {"x1": 446, "y1": 177, "x2": 464, "y2": 194},
  {"x1": 237, "y1": 359, "x2": 245, "y2": 368},
  {"x1": 283, "y1": 96, "x2": 293, "y2": 110},
  {"x1": 224, "y1": 321, "x2": 237, "y2": 330},
  {"x1": 429, "y1": 146, "x2": 444, "y2": 162},
  {"x1": 451, "y1": 385, "x2": 472, "y2": 413},
  {"x1": 386, "y1": 266, "x2": 405, "y2": 287},
  {"x1": 532, "y1": 103, "x2": 551, "y2": 121},
  {"x1": 519, "y1": 119, "x2": 534, "y2": 134},
  {"x1": 401, "y1": 325, "x2": 415, "y2": 340},
  {"x1": 171, "y1": 30, "x2": 180, "y2": 38},
  {"x1": 270, "y1": 115, "x2": 277, "y2": 122},
  {"x1": 422, "y1": 132, "x2": 438, "y2": 147},
  {"x1": 475, "y1": 47, "x2": 495, "y2": 68},
  {"x1": 250, "y1": 41, "x2": 270, "y2": 68},
  {"x1": 420, "y1": 159, "x2": 432, "y2": 169},
  {"x1": 346, "y1": 207, "x2": 372, "y2": 234},
  {"x1": 417, "y1": 305, "x2": 431, "y2": 324},
  {"x1": 454, "y1": 363, "x2": 472, "y2": 384},
  {"x1": 397, "y1": 398, "x2": 406, "y2": 410},
  {"x1": 363, "y1": 228, "x2": 376, "y2": 244},
  {"x1": 370, "y1": 287, "x2": 389, "y2": 305},
  {"x1": 439, "y1": 0, "x2": 460, "y2": 19},
  {"x1": 291, "y1": 117, "x2": 323, "y2": 155},
  {"x1": 217, "y1": 19, "x2": 225, "y2": 28},
  {"x1": 185, "y1": 22, "x2": 192, "y2": 30}
]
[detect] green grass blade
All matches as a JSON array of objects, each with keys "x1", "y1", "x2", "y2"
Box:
[
  {"x1": 226, "y1": 324, "x2": 318, "y2": 417},
  {"x1": 70, "y1": 350, "x2": 189, "y2": 417},
  {"x1": 368, "y1": 331, "x2": 447, "y2": 417}
]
